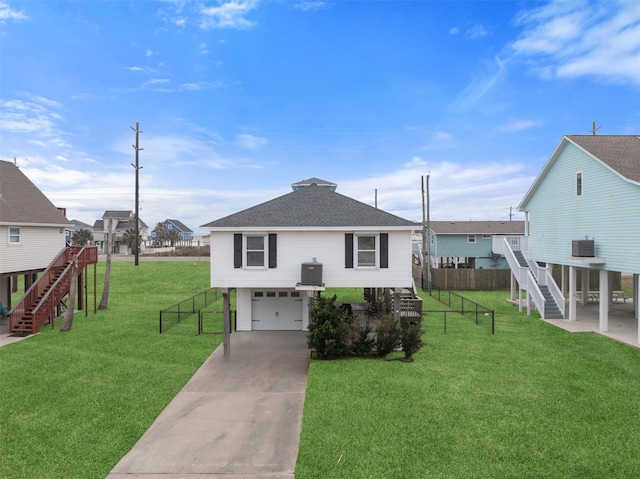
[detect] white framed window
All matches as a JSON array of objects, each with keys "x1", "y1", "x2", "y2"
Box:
[
  {"x1": 467, "y1": 235, "x2": 476, "y2": 244},
  {"x1": 576, "y1": 172, "x2": 583, "y2": 196},
  {"x1": 356, "y1": 234, "x2": 377, "y2": 267},
  {"x1": 9, "y1": 227, "x2": 21, "y2": 245},
  {"x1": 245, "y1": 234, "x2": 266, "y2": 267}
]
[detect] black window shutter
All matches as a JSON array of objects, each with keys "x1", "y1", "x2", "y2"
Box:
[
  {"x1": 234, "y1": 234, "x2": 242, "y2": 268},
  {"x1": 380, "y1": 233, "x2": 388, "y2": 268},
  {"x1": 345, "y1": 233, "x2": 353, "y2": 268},
  {"x1": 268, "y1": 233, "x2": 277, "y2": 268}
]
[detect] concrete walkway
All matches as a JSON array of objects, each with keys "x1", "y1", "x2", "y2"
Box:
[{"x1": 106, "y1": 331, "x2": 310, "y2": 479}]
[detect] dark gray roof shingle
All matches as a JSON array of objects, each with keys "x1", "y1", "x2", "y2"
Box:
[
  {"x1": 0, "y1": 160, "x2": 70, "y2": 225},
  {"x1": 568, "y1": 135, "x2": 640, "y2": 182},
  {"x1": 202, "y1": 184, "x2": 415, "y2": 228},
  {"x1": 429, "y1": 220, "x2": 525, "y2": 235}
]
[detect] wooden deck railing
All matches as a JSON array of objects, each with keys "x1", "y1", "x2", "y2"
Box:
[{"x1": 10, "y1": 246, "x2": 98, "y2": 334}]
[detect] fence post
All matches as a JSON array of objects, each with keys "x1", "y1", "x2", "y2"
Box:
[
  {"x1": 159, "y1": 311, "x2": 162, "y2": 334},
  {"x1": 443, "y1": 311, "x2": 447, "y2": 334}
]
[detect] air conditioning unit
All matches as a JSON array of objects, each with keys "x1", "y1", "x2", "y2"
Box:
[
  {"x1": 572, "y1": 240, "x2": 594, "y2": 257},
  {"x1": 301, "y1": 262, "x2": 323, "y2": 286}
]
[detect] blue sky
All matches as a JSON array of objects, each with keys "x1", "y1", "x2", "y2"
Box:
[{"x1": 1, "y1": 0, "x2": 639, "y2": 233}]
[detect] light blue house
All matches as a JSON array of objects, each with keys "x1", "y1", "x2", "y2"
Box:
[
  {"x1": 505, "y1": 135, "x2": 640, "y2": 342},
  {"x1": 427, "y1": 220, "x2": 525, "y2": 269}
]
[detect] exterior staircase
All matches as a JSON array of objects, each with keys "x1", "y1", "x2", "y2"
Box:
[
  {"x1": 497, "y1": 237, "x2": 565, "y2": 320},
  {"x1": 9, "y1": 246, "x2": 98, "y2": 335}
]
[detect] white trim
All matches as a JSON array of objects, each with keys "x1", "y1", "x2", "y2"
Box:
[{"x1": 8, "y1": 226, "x2": 21, "y2": 245}]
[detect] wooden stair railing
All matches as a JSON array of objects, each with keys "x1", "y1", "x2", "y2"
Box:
[{"x1": 10, "y1": 247, "x2": 98, "y2": 334}]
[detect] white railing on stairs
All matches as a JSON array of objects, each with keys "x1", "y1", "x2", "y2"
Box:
[{"x1": 499, "y1": 237, "x2": 564, "y2": 320}]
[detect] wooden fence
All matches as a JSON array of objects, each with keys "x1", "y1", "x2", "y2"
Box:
[{"x1": 416, "y1": 269, "x2": 512, "y2": 291}]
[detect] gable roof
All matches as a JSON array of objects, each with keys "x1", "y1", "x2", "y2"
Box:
[
  {"x1": 0, "y1": 160, "x2": 70, "y2": 226},
  {"x1": 202, "y1": 183, "x2": 415, "y2": 229},
  {"x1": 166, "y1": 219, "x2": 193, "y2": 232},
  {"x1": 102, "y1": 210, "x2": 133, "y2": 219},
  {"x1": 70, "y1": 219, "x2": 93, "y2": 230},
  {"x1": 429, "y1": 220, "x2": 525, "y2": 235},
  {"x1": 567, "y1": 135, "x2": 640, "y2": 182},
  {"x1": 519, "y1": 135, "x2": 640, "y2": 210}
]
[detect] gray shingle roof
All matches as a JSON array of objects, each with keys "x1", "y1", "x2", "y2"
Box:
[
  {"x1": 202, "y1": 184, "x2": 415, "y2": 228},
  {"x1": 0, "y1": 160, "x2": 70, "y2": 225},
  {"x1": 429, "y1": 220, "x2": 525, "y2": 235},
  {"x1": 568, "y1": 135, "x2": 640, "y2": 182},
  {"x1": 167, "y1": 219, "x2": 193, "y2": 232}
]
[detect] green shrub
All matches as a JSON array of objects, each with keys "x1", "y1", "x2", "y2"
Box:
[
  {"x1": 374, "y1": 313, "x2": 400, "y2": 356},
  {"x1": 307, "y1": 295, "x2": 350, "y2": 359},
  {"x1": 400, "y1": 315, "x2": 424, "y2": 359}
]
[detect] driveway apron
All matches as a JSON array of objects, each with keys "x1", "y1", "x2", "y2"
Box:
[{"x1": 106, "y1": 331, "x2": 310, "y2": 479}]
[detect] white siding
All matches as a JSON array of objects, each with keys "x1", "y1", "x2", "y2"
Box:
[
  {"x1": 210, "y1": 229, "x2": 414, "y2": 289},
  {"x1": 525, "y1": 143, "x2": 640, "y2": 274},
  {"x1": 0, "y1": 225, "x2": 66, "y2": 274}
]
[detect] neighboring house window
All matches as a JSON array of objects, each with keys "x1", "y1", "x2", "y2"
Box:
[
  {"x1": 9, "y1": 227, "x2": 21, "y2": 244},
  {"x1": 345, "y1": 233, "x2": 388, "y2": 269},
  {"x1": 468, "y1": 235, "x2": 476, "y2": 243},
  {"x1": 234, "y1": 233, "x2": 277, "y2": 269},
  {"x1": 576, "y1": 172, "x2": 582, "y2": 196}
]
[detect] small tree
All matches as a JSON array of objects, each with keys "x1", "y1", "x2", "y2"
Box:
[
  {"x1": 400, "y1": 315, "x2": 424, "y2": 360},
  {"x1": 60, "y1": 258, "x2": 78, "y2": 331},
  {"x1": 99, "y1": 214, "x2": 113, "y2": 310},
  {"x1": 155, "y1": 222, "x2": 167, "y2": 246},
  {"x1": 122, "y1": 227, "x2": 140, "y2": 253},
  {"x1": 374, "y1": 312, "x2": 401, "y2": 356},
  {"x1": 307, "y1": 295, "x2": 350, "y2": 359},
  {"x1": 166, "y1": 230, "x2": 181, "y2": 246},
  {"x1": 72, "y1": 228, "x2": 93, "y2": 246}
]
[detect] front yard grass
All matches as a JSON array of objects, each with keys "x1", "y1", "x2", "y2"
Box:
[
  {"x1": 295, "y1": 289, "x2": 640, "y2": 479},
  {"x1": 0, "y1": 261, "x2": 221, "y2": 479}
]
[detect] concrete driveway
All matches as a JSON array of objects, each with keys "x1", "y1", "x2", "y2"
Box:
[{"x1": 106, "y1": 331, "x2": 310, "y2": 479}]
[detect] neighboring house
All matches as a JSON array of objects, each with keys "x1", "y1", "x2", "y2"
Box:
[
  {"x1": 514, "y1": 135, "x2": 640, "y2": 336},
  {"x1": 150, "y1": 219, "x2": 194, "y2": 246},
  {"x1": 66, "y1": 219, "x2": 93, "y2": 245},
  {"x1": 426, "y1": 220, "x2": 525, "y2": 269},
  {"x1": 201, "y1": 178, "x2": 416, "y2": 331},
  {"x1": 92, "y1": 210, "x2": 148, "y2": 254},
  {"x1": 0, "y1": 160, "x2": 71, "y2": 307}
]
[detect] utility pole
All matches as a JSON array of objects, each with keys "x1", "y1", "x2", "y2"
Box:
[
  {"x1": 426, "y1": 173, "x2": 431, "y2": 292},
  {"x1": 130, "y1": 121, "x2": 143, "y2": 266},
  {"x1": 590, "y1": 120, "x2": 602, "y2": 135}
]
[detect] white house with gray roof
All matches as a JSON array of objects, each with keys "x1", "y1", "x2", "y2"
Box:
[
  {"x1": 512, "y1": 135, "x2": 640, "y2": 342},
  {"x1": 0, "y1": 160, "x2": 71, "y2": 307},
  {"x1": 202, "y1": 178, "x2": 416, "y2": 331}
]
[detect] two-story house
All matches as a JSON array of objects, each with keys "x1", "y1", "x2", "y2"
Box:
[
  {"x1": 0, "y1": 160, "x2": 71, "y2": 307},
  {"x1": 201, "y1": 178, "x2": 416, "y2": 331},
  {"x1": 150, "y1": 219, "x2": 194, "y2": 246},
  {"x1": 426, "y1": 220, "x2": 525, "y2": 269},
  {"x1": 512, "y1": 135, "x2": 639, "y2": 343},
  {"x1": 92, "y1": 210, "x2": 148, "y2": 254}
]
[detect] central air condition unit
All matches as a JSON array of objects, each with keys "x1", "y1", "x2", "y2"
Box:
[
  {"x1": 301, "y1": 262, "x2": 323, "y2": 286},
  {"x1": 572, "y1": 240, "x2": 595, "y2": 257}
]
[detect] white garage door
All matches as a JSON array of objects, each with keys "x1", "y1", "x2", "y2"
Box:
[{"x1": 251, "y1": 290, "x2": 303, "y2": 330}]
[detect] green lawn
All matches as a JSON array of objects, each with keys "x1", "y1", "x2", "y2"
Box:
[
  {"x1": 295, "y1": 289, "x2": 640, "y2": 479},
  {"x1": 1, "y1": 261, "x2": 221, "y2": 479},
  {"x1": 3, "y1": 265, "x2": 640, "y2": 478}
]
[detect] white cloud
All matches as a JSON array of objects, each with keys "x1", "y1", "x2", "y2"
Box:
[
  {"x1": 0, "y1": 2, "x2": 27, "y2": 23},
  {"x1": 511, "y1": 0, "x2": 640, "y2": 85},
  {"x1": 235, "y1": 133, "x2": 267, "y2": 150},
  {"x1": 199, "y1": 0, "x2": 258, "y2": 30},
  {"x1": 293, "y1": 2, "x2": 330, "y2": 12},
  {"x1": 450, "y1": 56, "x2": 507, "y2": 111},
  {"x1": 466, "y1": 24, "x2": 489, "y2": 39},
  {"x1": 498, "y1": 119, "x2": 540, "y2": 132}
]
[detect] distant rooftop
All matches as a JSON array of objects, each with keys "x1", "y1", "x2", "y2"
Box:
[{"x1": 291, "y1": 177, "x2": 337, "y2": 192}]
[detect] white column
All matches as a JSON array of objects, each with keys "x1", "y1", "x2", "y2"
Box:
[
  {"x1": 599, "y1": 270, "x2": 609, "y2": 332},
  {"x1": 581, "y1": 269, "x2": 589, "y2": 306},
  {"x1": 510, "y1": 272, "x2": 516, "y2": 302},
  {"x1": 561, "y1": 265, "x2": 567, "y2": 296},
  {"x1": 568, "y1": 266, "x2": 576, "y2": 322}
]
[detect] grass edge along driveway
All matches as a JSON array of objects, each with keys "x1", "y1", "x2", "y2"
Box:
[{"x1": 295, "y1": 289, "x2": 640, "y2": 479}]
